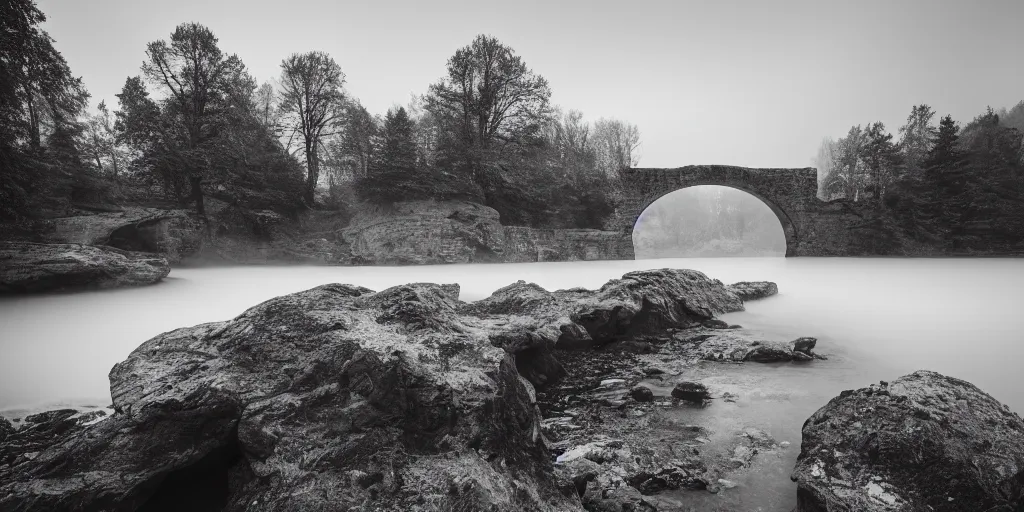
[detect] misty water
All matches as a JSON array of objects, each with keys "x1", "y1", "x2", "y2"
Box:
[{"x1": 2, "y1": 257, "x2": 1023, "y2": 510}]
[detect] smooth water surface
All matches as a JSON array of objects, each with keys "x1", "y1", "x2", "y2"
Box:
[{"x1": 1, "y1": 258, "x2": 1022, "y2": 509}]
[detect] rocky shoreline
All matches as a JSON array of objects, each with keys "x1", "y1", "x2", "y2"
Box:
[{"x1": 1, "y1": 269, "x2": 1021, "y2": 511}]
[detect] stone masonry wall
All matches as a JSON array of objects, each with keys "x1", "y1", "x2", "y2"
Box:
[{"x1": 611, "y1": 165, "x2": 872, "y2": 257}]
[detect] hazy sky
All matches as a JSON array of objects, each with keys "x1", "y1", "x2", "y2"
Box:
[{"x1": 36, "y1": 0, "x2": 1024, "y2": 168}]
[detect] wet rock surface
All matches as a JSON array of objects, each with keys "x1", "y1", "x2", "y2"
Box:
[
  {"x1": 0, "y1": 268, "x2": 760, "y2": 511},
  {"x1": 536, "y1": 319, "x2": 813, "y2": 510},
  {"x1": 792, "y1": 370, "x2": 1024, "y2": 512},
  {"x1": 725, "y1": 281, "x2": 779, "y2": 301},
  {"x1": 673, "y1": 328, "x2": 826, "y2": 363},
  {"x1": 0, "y1": 241, "x2": 171, "y2": 294}
]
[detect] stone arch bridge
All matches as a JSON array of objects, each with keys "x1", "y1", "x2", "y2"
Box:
[{"x1": 603, "y1": 165, "x2": 859, "y2": 258}]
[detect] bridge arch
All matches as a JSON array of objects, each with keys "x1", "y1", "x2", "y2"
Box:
[
  {"x1": 610, "y1": 166, "x2": 820, "y2": 257},
  {"x1": 631, "y1": 184, "x2": 797, "y2": 257}
]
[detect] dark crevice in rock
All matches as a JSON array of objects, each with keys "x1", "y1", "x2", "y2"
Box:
[
  {"x1": 106, "y1": 217, "x2": 169, "y2": 253},
  {"x1": 514, "y1": 345, "x2": 567, "y2": 391},
  {"x1": 137, "y1": 433, "x2": 245, "y2": 512}
]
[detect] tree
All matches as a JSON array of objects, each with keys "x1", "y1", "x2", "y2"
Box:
[
  {"x1": 337, "y1": 100, "x2": 377, "y2": 179},
  {"x1": 862, "y1": 122, "x2": 902, "y2": 206},
  {"x1": 592, "y1": 118, "x2": 641, "y2": 176},
  {"x1": 898, "y1": 104, "x2": 937, "y2": 177},
  {"x1": 252, "y1": 82, "x2": 279, "y2": 134},
  {"x1": 357, "y1": 107, "x2": 427, "y2": 204},
  {"x1": 141, "y1": 23, "x2": 249, "y2": 215},
  {"x1": 813, "y1": 137, "x2": 838, "y2": 200},
  {"x1": 0, "y1": 0, "x2": 90, "y2": 219},
  {"x1": 83, "y1": 101, "x2": 123, "y2": 177},
  {"x1": 279, "y1": 51, "x2": 346, "y2": 205},
  {"x1": 824, "y1": 125, "x2": 869, "y2": 201},
  {"x1": 425, "y1": 34, "x2": 553, "y2": 185},
  {"x1": 553, "y1": 109, "x2": 595, "y2": 185}
]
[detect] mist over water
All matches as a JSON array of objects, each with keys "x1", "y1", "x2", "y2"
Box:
[{"x1": 1, "y1": 257, "x2": 1022, "y2": 419}]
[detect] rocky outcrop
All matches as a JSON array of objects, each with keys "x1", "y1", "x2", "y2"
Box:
[
  {"x1": 726, "y1": 281, "x2": 779, "y2": 301},
  {"x1": 466, "y1": 268, "x2": 745, "y2": 354},
  {"x1": 792, "y1": 371, "x2": 1024, "y2": 511},
  {"x1": 673, "y1": 328, "x2": 824, "y2": 363},
  {"x1": 0, "y1": 242, "x2": 170, "y2": 294},
  {"x1": 0, "y1": 268, "x2": 750, "y2": 511},
  {"x1": 33, "y1": 201, "x2": 347, "y2": 266},
  {"x1": 340, "y1": 200, "x2": 507, "y2": 265}
]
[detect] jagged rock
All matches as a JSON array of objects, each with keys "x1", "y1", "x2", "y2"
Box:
[
  {"x1": 678, "y1": 329, "x2": 822, "y2": 364},
  {"x1": 0, "y1": 268, "x2": 745, "y2": 510},
  {"x1": 701, "y1": 318, "x2": 731, "y2": 329},
  {"x1": 468, "y1": 269, "x2": 745, "y2": 352},
  {"x1": 792, "y1": 371, "x2": 1024, "y2": 512},
  {"x1": 0, "y1": 242, "x2": 170, "y2": 294},
  {"x1": 629, "y1": 385, "x2": 655, "y2": 403},
  {"x1": 0, "y1": 282, "x2": 580, "y2": 511},
  {"x1": 671, "y1": 382, "x2": 711, "y2": 403},
  {"x1": 745, "y1": 343, "x2": 795, "y2": 362},
  {"x1": 792, "y1": 337, "x2": 817, "y2": 354},
  {"x1": 726, "y1": 281, "x2": 779, "y2": 301}
]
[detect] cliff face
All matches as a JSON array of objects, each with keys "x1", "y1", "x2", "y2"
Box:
[
  {"x1": 338, "y1": 200, "x2": 634, "y2": 266},
  {"x1": 9, "y1": 200, "x2": 633, "y2": 268},
  {"x1": 340, "y1": 201, "x2": 507, "y2": 264}
]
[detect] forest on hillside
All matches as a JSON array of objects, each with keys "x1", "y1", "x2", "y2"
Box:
[
  {"x1": 813, "y1": 103, "x2": 1024, "y2": 254},
  {"x1": 3, "y1": 0, "x2": 1024, "y2": 257},
  {"x1": 0, "y1": 0, "x2": 640, "y2": 230}
]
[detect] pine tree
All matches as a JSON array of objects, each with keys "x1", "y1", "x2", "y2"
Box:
[
  {"x1": 920, "y1": 115, "x2": 967, "y2": 248},
  {"x1": 357, "y1": 107, "x2": 427, "y2": 204}
]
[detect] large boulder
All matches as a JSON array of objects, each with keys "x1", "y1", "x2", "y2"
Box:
[
  {"x1": 0, "y1": 242, "x2": 170, "y2": 294},
  {"x1": 0, "y1": 268, "x2": 747, "y2": 511},
  {"x1": 340, "y1": 200, "x2": 506, "y2": 265},
  {"x1": 726, "y1": 281, "x2": 779, "y2": 301},
  {"x1": 0, "y1": 282, "x2": 575, "y2": 511},
  {"x1": 792, "y1": 371, "x2": 1024, "y2": 511}
]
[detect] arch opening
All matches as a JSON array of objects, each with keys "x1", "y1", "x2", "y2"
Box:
[{"x1": 631, "y1": 185, "x2": 794, "y2": 258}]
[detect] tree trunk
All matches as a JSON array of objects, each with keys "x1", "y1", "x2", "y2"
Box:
[
  {"x1": 190, "y1": 175, "x2": 205, "y2": 216},
  {"x1": 304, "y1": 146, "x2": 319, "y2": 205}
]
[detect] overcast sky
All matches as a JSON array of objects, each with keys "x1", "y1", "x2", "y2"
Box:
[{"x1": 36, "y1": 0, "x2": 1024, "y2": 168}]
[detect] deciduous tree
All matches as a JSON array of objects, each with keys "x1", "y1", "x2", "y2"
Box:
[
  {"x1": 279, "y1": 51, "x2": 346, "y2": 204},
  {"x1": 141, "y1": 23, "x2": 249, "y2": 215}
]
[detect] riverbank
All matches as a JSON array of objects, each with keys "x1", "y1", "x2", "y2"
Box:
[{"x1": 3, "y1": 265, "x2": 1022, "y2": 511}]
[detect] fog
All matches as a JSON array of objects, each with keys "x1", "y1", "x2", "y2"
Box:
[
  {"x1": 633, "y1": 186, "x2": 787, "y2": 258},
  {"x1": 2, "y1": 257, "x2": 1022, "y2": 417}
]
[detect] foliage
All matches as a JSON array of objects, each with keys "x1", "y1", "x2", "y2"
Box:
[
  {"x1": 0, "y1": 0, "x2": 91, "y2": 219},
  {"x1": 356, "y1": 107, "x2": 433, "y2": 204},
  {"x1": 818, "y1": 104, "x2": 1024, "y2": 254},
  {"x1": 279, "y1": 51, "x2": 346, "y2": 204},
  {"x1": 4, "y1": 9, "x2": 641, "y2": 231}
]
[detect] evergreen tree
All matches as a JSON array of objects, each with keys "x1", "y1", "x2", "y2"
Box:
[
  {"x1": 357, "y1": 107, "x2": 428, "y2": 204},
  {"x1": 862, "y1": 122, "x2": 902, "y2": 207}
]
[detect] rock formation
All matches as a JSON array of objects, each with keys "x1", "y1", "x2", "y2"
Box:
[
  {"x1": 0, "y1": 268, "x2": 749, "y2": 511},
  {"x1": 725, "y1": 281, "x2": 779, "y2": 301},
  {"x1": 340, "y1": 200, "x2": 507, "y2": 265},
  {"x1": 792, "y1": 371, "x2": 1024, "y2": 511},
  {"x1": 0, "y1": 242, "x2": 170, "y2": 294}
]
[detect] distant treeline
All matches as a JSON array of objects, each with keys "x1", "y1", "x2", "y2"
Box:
[
  {"x1": 814, "y1": 103, "x2": 1024, "y2": 253},
  {"x1": 0, "y1": 0, "x2": 641, "y2": 230}
]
